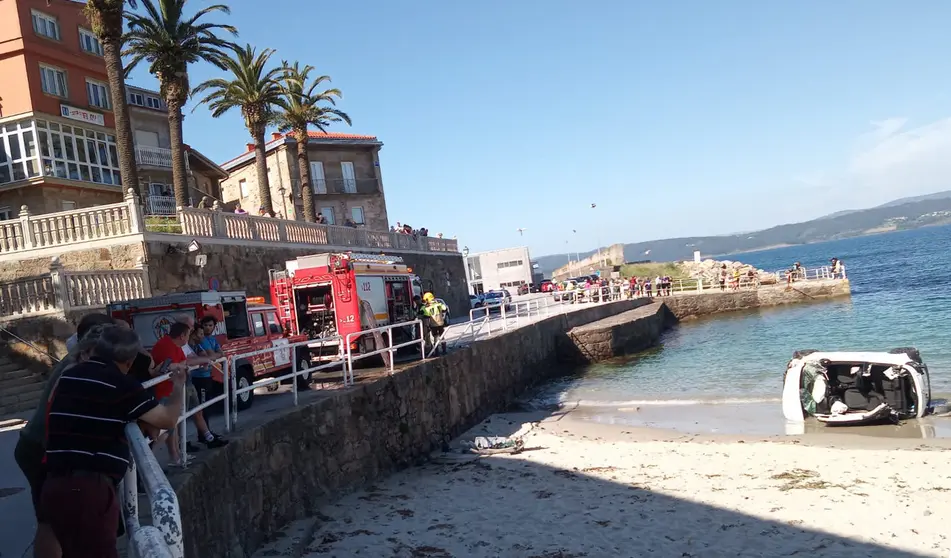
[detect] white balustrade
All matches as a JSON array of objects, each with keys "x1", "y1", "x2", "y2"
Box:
[
  {"x1": 177, "y1": 207, "x2": 459, "y2": 253},
  {"x1": 0, "y1": 257, "x2": 150, "y2": 320},
  {"x1": 135, "y1": 145, "x2": 174, "y2": 168}
]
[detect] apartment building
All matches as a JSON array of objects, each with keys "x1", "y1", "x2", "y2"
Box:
[
  {"x1": 219, "y1": 131, "x2": 390, "y2": 229},
  {"x1": 465, "y1": 246, "x2": 535, "y2": 294},
  {"x1": 0, "y1": 0, "x2": 224, "y2": 219}
]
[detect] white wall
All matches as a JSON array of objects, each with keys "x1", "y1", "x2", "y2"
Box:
[{"x1": 468, "y1": 246, "x2": 533, "y2": 292}]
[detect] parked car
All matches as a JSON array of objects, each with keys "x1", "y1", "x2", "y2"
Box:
[
  {"x1": 517, "y1": 284, "x2": 531, "y2": 295},
  {"x1": 470, "y1": 294, "x2": 485, "y2": 309},
  {"x1": 539, "y1": 280, "x2": 554, "y2": 293},
  {"x1": 481, "y1": 291, "x2": 509, "y2": 312}
]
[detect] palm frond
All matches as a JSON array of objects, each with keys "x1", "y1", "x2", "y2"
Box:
[{"x1": 274, "y1": 60, "x2": 352, "y2": 137}]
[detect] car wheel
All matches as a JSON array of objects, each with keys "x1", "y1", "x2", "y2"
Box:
[
  {"x1": 296, "y1": 350, "x2": 312, "y2": 390},
  {"x1": 236, "y1": 366, "x2": 255, "y2": 411}
]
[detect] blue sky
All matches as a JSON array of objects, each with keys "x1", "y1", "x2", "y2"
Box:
[{"x1": 126, "y1": 0, "x2": 951, "y2": 256}]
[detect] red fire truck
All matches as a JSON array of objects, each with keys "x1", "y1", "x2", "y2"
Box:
[
  {"x1": 269, "y1": 252, "x2": 422, "y2": 362},
  {"x1": 107, "y1": 291, "x2": 309, "y2": 410}
]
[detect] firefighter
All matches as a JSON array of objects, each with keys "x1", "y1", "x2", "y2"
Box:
[{"x1": 418, "y1": 292, "x2": 449, "y2": 356}]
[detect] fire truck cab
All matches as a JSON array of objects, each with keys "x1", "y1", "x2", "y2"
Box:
[
  {"x1": 270, "y1": 252, "x2": 422, "y2": 361},
  {"x1": 107, "y1": 290, "x2": 309, "y2": 410}
]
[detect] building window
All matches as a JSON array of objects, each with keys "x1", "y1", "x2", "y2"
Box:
[
  {"x1": 39, "y1": 65, "x2": 68, "y2": 98},
  {"x1": 86, "y1": 79, "x2": 111, "y2": 110},
  {"x1": 129, "y1": 92, "x2": 144, "y2": 106},
  {"x1": 350, "y1": 206, "x2": 365, "y2": 224},
  {"x1": 34, "y1": 119, "x2": 121, "y2": 186},
  {"x1": 31, "y1": 10, "x2": 60, "y2": 41},
  {"x1": 0, "y1": 121, "x2": 41, "y2": 184},
  {"x1": 500, "y1": 280, "x2": 526, "y2": 288},
  {"x1": 320, "y1": 207, "x2": 335, "y2": 225},
  {"x1": 0, "y1": 207, "x2": 11, "y2": 221},
  {"x1": 78, "y1": 28, "x2": 103, "y2": 56},
  {"x1": 61, "y1": 201, "x2": 76, "y2": 211},
  {"x1": 146, "y1": 96, "x2": 163, "y2": 110},
  {"x1": 238, "y1": 178, "x2": 248, "y2": 198},
  {"x1": 496, "y1": 259, "x2": 525, "y2": 270}
]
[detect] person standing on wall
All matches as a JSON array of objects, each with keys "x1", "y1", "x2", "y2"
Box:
[{"x1": 418, "y1": 292, "x2": 449, "y2": 356}]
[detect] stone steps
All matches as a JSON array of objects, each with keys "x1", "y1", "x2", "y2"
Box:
[{"x1": 0, "y1": 351, "x2": 46, "y2": 418}]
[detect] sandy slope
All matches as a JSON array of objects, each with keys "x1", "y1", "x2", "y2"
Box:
[{"x1": 289, "y1": 413, "x2": 951, "y2": 558}]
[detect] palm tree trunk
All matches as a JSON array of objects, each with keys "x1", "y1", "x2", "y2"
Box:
[
  {"x1": 252, "y1": 124, "x2": 274, "y2": 216},
  {"x1": 295, "y1": 129, "x2": 315, "y2": 222},
  {"x1": 84, "y1": 1, "x2": 140, "y2": 198},
  {"x1": 166, "y1": 95, "x2": 190, "y2": 210},
  {"x1": 102, "y1": 38, "x2": 140, "y2": 198}
]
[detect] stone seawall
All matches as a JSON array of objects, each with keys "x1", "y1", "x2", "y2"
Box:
[
  {"x1": 173, "y1": 299, "x2": 647, "y2": 558},
  {"x1": 662, "y1": 279, "x2": 851, "y2": 320},
  {"x1": 559, "y1": 301, "x2": 669, "y2": 364}
]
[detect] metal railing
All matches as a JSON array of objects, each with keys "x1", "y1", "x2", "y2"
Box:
[
  {"x1": 145, "y1": 195, "x2": 176, "y2": 216},
  {"x1": 344, "y1": 320, "x2": 425, "y2": 385},
  {"x1": 135, "y1": 146, "x2": 174, "y2": 168},
  {"x1": 122, "y1": 423, "x2": 183, "y2": 558}
]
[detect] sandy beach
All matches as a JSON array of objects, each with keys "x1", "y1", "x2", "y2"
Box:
[{"x1": 270, "y1": 411, "x2": 951, "y2": 558}]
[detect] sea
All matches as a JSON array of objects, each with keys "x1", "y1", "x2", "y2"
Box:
[{"x1": 530, "y1": 224, "x2": 951, "y2": 438}]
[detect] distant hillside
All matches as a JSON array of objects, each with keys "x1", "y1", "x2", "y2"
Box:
[{"x1": 535, "y1": 195, "x2": 951, "y2": 278}]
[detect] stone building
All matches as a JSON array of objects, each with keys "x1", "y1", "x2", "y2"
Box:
[
  {"x1": 0, "y1": 0, "x2": 225, "y2": 219},
  {"x1": 218, "y1": 131, "x2": 390, "y2": 230}
]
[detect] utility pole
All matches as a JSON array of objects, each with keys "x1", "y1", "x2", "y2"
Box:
[{"x1": 591, "y1": 203, "x2": 604, "y2": 267}]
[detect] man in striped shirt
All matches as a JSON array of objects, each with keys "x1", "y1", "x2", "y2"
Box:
[{"x1": 39, "y1": 326, "x2": 187, "y2": 557}]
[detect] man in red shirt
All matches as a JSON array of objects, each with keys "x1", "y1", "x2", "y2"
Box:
[{"x1": 150, "y1": 322, "x2": 211, "y2": 466}]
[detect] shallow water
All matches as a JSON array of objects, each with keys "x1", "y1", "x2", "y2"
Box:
[{"x1": 533, "y1": 225, "x2": 951, "y2": 437}]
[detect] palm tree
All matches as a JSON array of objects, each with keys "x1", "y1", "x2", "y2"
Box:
[
  {"x1": 273, "y1": 62, "x2": 351, "y2": 222},
  {"x1": 82, "y1": 0, "x2": 140, "y2": 198},
  {"x1": 123, "y1": 0, "x2": 237, "y2": 210},
  {"x1": 193, "y1": 45, "x2": 284, "y2": 216}
]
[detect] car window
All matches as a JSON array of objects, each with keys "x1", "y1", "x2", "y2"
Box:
[
  {"x1": 251, "y1": 312, "x2": 266, "y2": 337},
  {"x1": 266, "y1": 312, "x2": 281, "y2": 335}
]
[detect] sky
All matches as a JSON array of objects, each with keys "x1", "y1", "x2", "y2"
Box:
[{"x1": 125, "y1": 0, "x2": 951, "y2": 257}]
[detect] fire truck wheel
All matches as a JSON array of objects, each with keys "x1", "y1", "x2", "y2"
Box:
[
  {"x1": 236, "y1": 366, "x2": 255, "y2": 410},
  {"x1": 296, "y1": 357, "x2": 312, "y2": 390}
]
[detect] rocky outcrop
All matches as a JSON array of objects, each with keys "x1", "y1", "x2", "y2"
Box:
[{"x1": 678, "y1": 258, "x2": 780, "y2": 285}]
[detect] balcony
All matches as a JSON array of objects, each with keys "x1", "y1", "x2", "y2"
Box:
[
  {"x1": 135, "y1": 145, "x2": 173, "y2": 168},
  {"x1": 310, "y1": 178, "x2": 380, "y2": 195}
]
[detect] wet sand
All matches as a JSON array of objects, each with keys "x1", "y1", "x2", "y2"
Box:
[
  {"x1": 269, "y1": 410, "x2": 951, "y2": 558},
  {"x1": 567, "y1": 399, "x2": 951, "y2": 441}
]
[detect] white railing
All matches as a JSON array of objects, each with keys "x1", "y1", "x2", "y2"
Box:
[
  {"x1": 0, "y1": 189, "x2": 144, "y2": 256},
  {"x1": 122, "y1": 423, "x2": 183, "y2": 558},
  {"x1": 178, "y1": 207, "x2": 459, "y2": 253},
  {"x1": 145, "y1": 196, "x2": 176, "y2": 216},
  {"x1": 135, "y1": 145, "x2": 174, "y2": 168},
  {"x1": 344, "y1": 320, "x2": 425, "y2": 385},
  {"x1": 0, "y1": 258, "x2": 150, "y2": 320}
]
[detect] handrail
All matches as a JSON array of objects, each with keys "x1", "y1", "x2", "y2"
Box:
[
  {"x1": 344, "y1": 320, "x2": 424, "y2": 385},
  {"x1": 122, "y1": 423, "x2": 183, "y2": 558}
]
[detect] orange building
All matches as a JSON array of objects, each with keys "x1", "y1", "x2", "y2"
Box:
[{"x1": 0, "y1": 0, "x2": 225, "y2": 219}]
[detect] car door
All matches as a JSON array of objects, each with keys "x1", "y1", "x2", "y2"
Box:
[
  {"x1": 249, "y1": 311, "x2": 274, "y2": 374},
  {"x1": 266, "y1": 311, "x2": 291, "y2": 368}
]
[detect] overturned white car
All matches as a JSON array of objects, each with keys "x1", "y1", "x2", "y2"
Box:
[{"x1": 782, "y1": 349, "x2": 932, "y2": 426}]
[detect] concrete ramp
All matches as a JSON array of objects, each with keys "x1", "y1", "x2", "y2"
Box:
[{"x1": 558, "y1": 302, "x2": 669, "y2": 364}]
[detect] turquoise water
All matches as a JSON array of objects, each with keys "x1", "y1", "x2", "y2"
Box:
[{"x1": 534, "y1": 225, "x2": 951, "y2": 433}]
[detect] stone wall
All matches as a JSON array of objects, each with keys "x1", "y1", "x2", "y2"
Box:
[
  {"x1": 144, "y1": 239, "x2": 470, "y2": 317},
  {"x1": 0, "y1": 241, "x2": 144, "y2": 282},
  {"x1": 559, "y1": 301, "x2": 669, "y2": 364},
  {"x1": 173, "y1": 299, "x2": 647, "y2": 558},
  {"x1": 662, "y1": 279, "x2": 851, "y2": 320}
]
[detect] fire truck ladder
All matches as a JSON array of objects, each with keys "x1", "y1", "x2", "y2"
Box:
[{"x1": 269, "y1": 269, "x2": 293, "y2": 329}]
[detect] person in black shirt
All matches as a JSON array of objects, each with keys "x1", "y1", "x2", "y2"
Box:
[{"x1": 38, "y1": 326, "x2": 186, "y2": 557}]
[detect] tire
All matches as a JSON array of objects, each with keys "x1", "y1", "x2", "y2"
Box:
[
  {"x1": 889, "y1": 347, "x2": 922, "y2": 364},
  {"x1": 792, "y1": 349, "x2": 817, "y2": 360},
  {"x1": 235, "y1": 366, "x2": 255, "y2": 411},
  {"x1": 296, "y1": 350, "x2": 312, "y2": 390}
]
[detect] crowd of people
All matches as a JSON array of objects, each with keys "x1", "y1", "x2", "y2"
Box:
[{"x1": 13, "y1": 312, "x2": 230, "y2": 557}]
